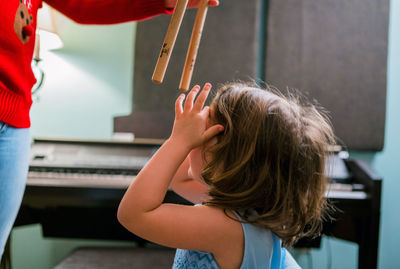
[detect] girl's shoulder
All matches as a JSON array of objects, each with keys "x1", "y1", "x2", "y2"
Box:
[
  {"x1": 195, "y1": 204, "x2": 243, "y2": 246},
  {"x1": 196, "y1": 205, "x2": 244, "y2": 269}
]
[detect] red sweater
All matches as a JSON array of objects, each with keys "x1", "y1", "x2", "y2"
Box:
[{"x1": 0, "y1": 0, "x2": 172, "y2": 128}]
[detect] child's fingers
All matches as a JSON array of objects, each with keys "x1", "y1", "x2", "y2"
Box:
[
  {"x1": 194, "y1": 83, "x2": 212, "y2": 111},
  {"x1": 184, "y1": 85, "x2": 200, "y2": 111},
  {"x1": 175, "y1": 94, "x2": 185, "y2": 115},
  {"x1": 203, "y1": 124, "x2": 224, "y2": 141}
]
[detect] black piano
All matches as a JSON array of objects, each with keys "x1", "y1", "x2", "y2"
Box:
[{"x1": 14, "y1": 138, "x2": 381, "y2": 269}]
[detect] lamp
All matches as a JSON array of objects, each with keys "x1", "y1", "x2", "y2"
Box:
[
  {"x1": 32, "y1": 3, "x2": 63, "y2": 97},
  {"x1": 36, "y1": 3, "x2": 63, "y2": 53}
]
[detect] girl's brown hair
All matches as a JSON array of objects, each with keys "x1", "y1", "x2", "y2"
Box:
[{"x1": 202, "y1": 82, "x2": 335, "y2": 247}]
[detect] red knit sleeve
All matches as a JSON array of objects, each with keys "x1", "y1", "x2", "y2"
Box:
[{"x1": 43, "y1": 0, "x2": 174, "y2": 24}]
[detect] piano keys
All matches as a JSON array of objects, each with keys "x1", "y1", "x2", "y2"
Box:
[{"x1": 27, "y1": 138, "x2": 159, "y2": 189}]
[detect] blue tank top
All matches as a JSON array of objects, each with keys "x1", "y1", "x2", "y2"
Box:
[{"x1": 172, "y1": 212, "x2": 287, "y2": 269}]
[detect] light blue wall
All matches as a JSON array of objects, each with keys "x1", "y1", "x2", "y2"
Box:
[
  {"x1": 11, "y1": 1, "x2": 400, "y2": 268},
  {"x1": 373, "y1": 0, "x2": 400, "y2": 267},
  {"x1": 30, "y1": 17, "x2": 135, "y2": 139}
]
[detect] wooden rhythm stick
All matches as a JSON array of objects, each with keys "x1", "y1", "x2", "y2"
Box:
[
  {"x1": 179, "y1": 0, "x2": 209, "y2": 92},
  {"x1": 152, "y1": 0, "x2": 189, "y2": 84}
]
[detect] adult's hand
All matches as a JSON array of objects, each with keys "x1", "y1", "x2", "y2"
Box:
[{"x1": 165, "y1": 0, "x2": 219, "y2": 9}]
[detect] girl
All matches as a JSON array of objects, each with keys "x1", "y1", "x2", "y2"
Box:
[{"x1": 118, "y1": 82, "x2": 335, "y2": 268}]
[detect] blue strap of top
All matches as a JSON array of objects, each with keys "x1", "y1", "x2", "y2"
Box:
[{"x1": 271, "y1": 232, "x2": 286, "y2": 269}]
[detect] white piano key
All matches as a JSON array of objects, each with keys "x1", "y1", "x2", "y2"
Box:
[{"x1": 27, "y1": 172, "x2": 135, "y2": 189}]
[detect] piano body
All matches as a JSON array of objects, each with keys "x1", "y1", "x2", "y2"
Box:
[{"x1": 15, "y1": 138, "x2": 381, "y2": 269}]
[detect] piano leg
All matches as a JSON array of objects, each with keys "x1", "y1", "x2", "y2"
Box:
[{"x1": 357, "y1": 213, "x2": 380, "y2": 269}]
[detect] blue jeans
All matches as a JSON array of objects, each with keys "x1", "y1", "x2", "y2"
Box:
[{"x1": 0, "y1": 121, "x2": 30, "y2": 257}]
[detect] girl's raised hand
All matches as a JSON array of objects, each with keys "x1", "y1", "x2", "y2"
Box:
[{"x1": 170, "y1": 83, "x2": 224, "y2": 150}]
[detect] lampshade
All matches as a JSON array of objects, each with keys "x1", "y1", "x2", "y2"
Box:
[
  {"x1": 32, "y1": 3, "x2": 63, "y2": 96},
  {"x1": 36, "y1": 3, "x2": 63, "y2": 53}
]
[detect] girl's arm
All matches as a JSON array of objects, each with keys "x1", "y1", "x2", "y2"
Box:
[
  {"x1": 117, "y1": 84, "x2": 233, "y2": 253},
  {"x1": 169, "y1": 156, "x2": 209, "y2": 204}
]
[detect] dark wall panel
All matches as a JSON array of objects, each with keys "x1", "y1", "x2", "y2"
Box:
[
  {"x1": 265, "y1": 0, "x2": 389, "y2": 150},
  {"x1": 114, "y1": 0, "x2": 261, "y2": 139}
]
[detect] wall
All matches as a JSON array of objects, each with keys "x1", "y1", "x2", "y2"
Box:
[
  {"x1": 30, "y1": 16, "x2": 135, "y2": 139},
  {"x1": 11, "y1": 1, "x2": 400, "y2": 268}
]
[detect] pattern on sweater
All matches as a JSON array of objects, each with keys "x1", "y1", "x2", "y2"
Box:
[{"x1": 14, "y1": 0, "x2": 34, "y2": 44}]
